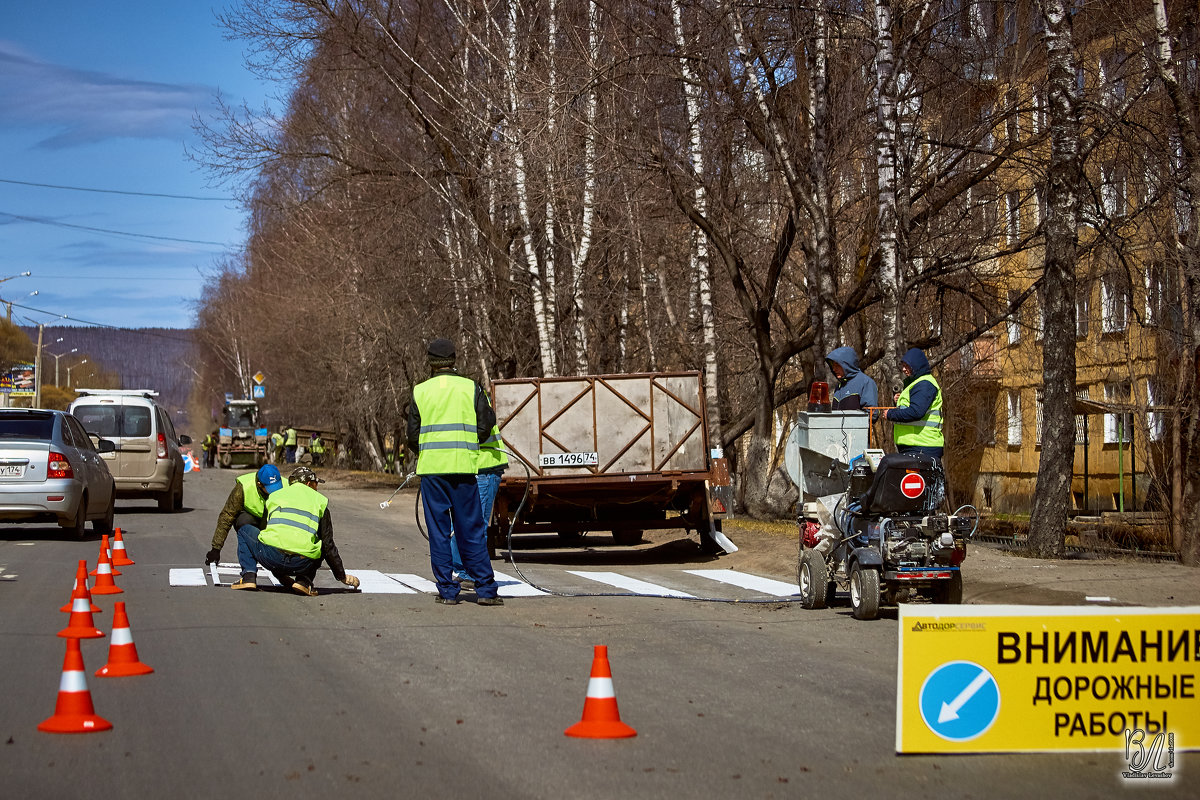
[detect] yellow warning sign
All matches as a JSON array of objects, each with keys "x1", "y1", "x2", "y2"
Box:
[{"x1": 897, "y1": 605, "x2": 1200, "y2": 754}]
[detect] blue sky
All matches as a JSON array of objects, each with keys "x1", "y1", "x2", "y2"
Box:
[{"x1": 0, "y1": 1, "x2": 273, "y2": 330}]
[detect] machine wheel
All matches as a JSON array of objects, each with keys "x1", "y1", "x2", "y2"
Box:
[
  {"x1": 92, "y1": 487, "x2": 115, "y2": 536},
  {"x1": 219, "y1": 452, "x2": 231, "y2": 468},
  {"x1": 932, "y1": 572, "x2": 963, "y2": 604},
  {"x1": 798, "y1": 550, "x2": 829, "y2": 610},
  {"x1": 849, "y1": 562, "x2": 881, "y2": 620},
  {"x1": 612, "y1": 527, "x2": 643, "y2": 546}
]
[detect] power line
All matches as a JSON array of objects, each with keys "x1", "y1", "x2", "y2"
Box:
[
  {"x1": 0, "y1": 176, "x2": 233, "y2": 202},
  {"x1": 6, "y1": 300, "x2": 194, "y2": 343},
  {"x1": 0, "y1": 211, "x2": 232, "y2": 247}
]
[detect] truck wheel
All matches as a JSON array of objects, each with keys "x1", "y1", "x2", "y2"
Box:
[
  {"x1": 932, "y1": 572, "x2": 963, "y2": 604},
  {"x1": 612, "y1": 527, "x2": 643, "y2": 546},
  {"x1": 849, "y1": 563, "x2": 881, "y2": 620},
  {"x1": 220, "y1": 452, "x2": 231, "y2": 468},
  {"x1": 798, "y1": 550, "x2": 828, "y2": 610}
]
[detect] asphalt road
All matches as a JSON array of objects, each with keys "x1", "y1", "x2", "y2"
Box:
[{"x1": 0, "y1": 468, "x2": 1194, "y2": 799}]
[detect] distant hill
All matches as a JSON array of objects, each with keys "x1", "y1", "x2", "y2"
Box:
[{"x1": 23, "y1": 326, "x2": 196, "y2": 414}]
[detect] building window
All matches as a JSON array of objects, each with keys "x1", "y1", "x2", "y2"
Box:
[
  {"x1": 1101, "y1": 276, "x2": 1128, "y2": 333},
  {"x1": 1104, "y1": 382, "x2": 1132, "y2": 444},
  {"x1": 1076, "y1": 289, "x2": 1090, "y2": 338},
  {"x1": 1005, "y1": 191, "x2": 1020, "y2": 245},
  {"x1": 1145, "y1": 262, "x2": 1171, "y2": 326},
  {"x1": 1006, "y1": 290, "x2": 1021, "y2": 345},
  {"x1": 1147, "y1": 380, "x2": 1164, "y2": 442},
  {"x1": 977, "y1": 395, "x2": 996, "y2": 445},
  {"x1": 1101, "y1": 165, "x2": 1127, "y2": 218},
  {"x1": 1007, "y1": 391, "x2": 1022, "y2": 446},
  {"x1": 1035, "y1": 390, "x2": 1044, "y2": 445},
  {"x1": 1075, "y1": 387, "x2": 1089, "y2": 445}
]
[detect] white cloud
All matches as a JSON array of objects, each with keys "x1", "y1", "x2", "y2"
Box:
[{"x1": 0, "y1": 41, "x2": 213, "y2": 148}]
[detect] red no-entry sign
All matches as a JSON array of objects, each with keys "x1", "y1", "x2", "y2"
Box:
[{"x1": 900, "y1": 472, "x2": 926, "y2": 499}]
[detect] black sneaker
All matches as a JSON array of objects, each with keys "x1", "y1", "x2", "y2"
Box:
[
  {"x1": 231, "y1": 574, "x2": 258, "y2": 591},
  {"x1": 476, "y1": 596, "x2": 504, "y2": 606},
  {"x1": 434, "y1": 596, "x2": 460, "y2": 605}
]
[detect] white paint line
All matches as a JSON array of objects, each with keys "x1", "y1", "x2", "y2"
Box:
[
  {"x1": 209, "y1": 563, "x2": 222, "y2": 587},
  {"x1": 566, "y1": 571, "x2": 695, "y2": 598},
  {"x1": 385, "y1": 573, "x2": 439, "y2": 593},
  {"x1": 351, "y1": 570, "x2": 418, "y2": 594},
  {"x1": 1085, "y1": 596, "x2": 1115, "y2": 603},
  {"x1": 684, "y1": 569, "x2": 799, "y2": 597},
  {"x1": 169, "y1": 568, "x2": 207, "y2": 587},
  {"x1": 492, "y1": 570, "x2": 550, "y2": 597},
  {"x1": 256, "y1": 569, "x2": 282, "y2": 587}
]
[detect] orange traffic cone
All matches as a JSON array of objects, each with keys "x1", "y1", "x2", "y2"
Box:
[
  {"x1": 38, "y1": 638, "x2": 113, "y2": 733},
  {"x1": 90, "y1": 546, "x2": 123, "y2": 596},
  {"x1": 89, "y1": 534, "x2": 120, "y2": 577},
  {"x1": 110, "y1": 528, "x2": 134, "y2": 567},
  {"x1": 564, "y1": 645, "x2": 637, "y2": 739},
  {"x1": 59, "y1": 564, "x2": 105, "y2": 639},
  {"x1": 95, "y1": 602, "x2": 153, "y2": 677},
  {"x1": 60, "y1": 559, "x2": 101, "y2": 614}
]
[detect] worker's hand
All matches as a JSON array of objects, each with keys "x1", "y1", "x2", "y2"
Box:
[
  {"x1": 342, "y1": 574, "x2": 360, "y2": 589},
  {"x1": 205, "y1": 548, "x2": 221, "y2": 565}
]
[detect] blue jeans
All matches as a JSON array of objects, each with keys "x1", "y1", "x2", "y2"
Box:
[
  {"x1": 422, "y1": 474, "x2": 496, "y2": 600},
  {"x1": 450, "y1": 472, "x2": 501, "y2": 580},
  {"x1": 234, "y1": 523, "x2": 319, "y2": 585}
]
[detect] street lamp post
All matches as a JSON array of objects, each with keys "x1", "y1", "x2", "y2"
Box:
[
  {"x1": 46, "y1": 348, "x2": 78, "y2": 386},
  {"x1": 0, "y1": 271, "x2": 31, "y2": 320},
  {"x1": 66, "y1": 360, "x2": 88, "y2": 388}
]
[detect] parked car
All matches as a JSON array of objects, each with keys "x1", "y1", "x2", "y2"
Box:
[
  {"x1": 0, "y1": 408, "x2": 117, "y2": 539},
  {"x1": 69, "y1": 389, "x2": 190, "y2": 511}
]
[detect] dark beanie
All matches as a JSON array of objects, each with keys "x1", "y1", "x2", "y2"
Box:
[{"x1": 427, "y1": 338, "x2": 456, "y2": 360}]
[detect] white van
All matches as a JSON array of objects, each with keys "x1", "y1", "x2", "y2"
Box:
[{"x1": 69, "y1": 389, "x2": 190, "y2": 511}]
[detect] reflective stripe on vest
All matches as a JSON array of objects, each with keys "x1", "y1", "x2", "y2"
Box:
[
  {"x1": 476, "y1": 424, "x2": 508, "y2": 471},
  {"x1": 257, "y1": 482, "x2": 328, "y2": 559},
  {"x1": 894, "y1": 374, "x2": 944, "y2": 449},
  {"x1": 413, "y1": 373, "x2": 480, "y2": 475},
  {"x1": 236, "y1": 472, "x2": 267, "y2": 519}
]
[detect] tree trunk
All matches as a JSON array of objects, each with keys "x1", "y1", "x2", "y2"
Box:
[
  {"x1": 874, "y1": 0, "x2": 904, "y2": 383},
  {"x1": 1029, "y1": 0, "x2": 1083, "y2": 558}
]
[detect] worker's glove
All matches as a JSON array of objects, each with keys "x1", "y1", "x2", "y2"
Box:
[
  {"x1": 205, "y1": 548, "x2": 221, "y2": 565},
  {"x1": 342, "y1": 574, "x2": 360, "y2": 589}
]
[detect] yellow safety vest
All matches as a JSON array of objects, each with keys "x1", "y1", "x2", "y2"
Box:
[
  {"x1": 413, "y1": 373, "x2": 480, "y2": 476},
  {"x1": 258, "y1": 482, "x2": 328, "y2": 559},
  {"x1": 894, "y1": 375, "x2": 944, "y2": 449},
  {"x1": 236, "y1": 472, "x2": 267, "y2": 519}
]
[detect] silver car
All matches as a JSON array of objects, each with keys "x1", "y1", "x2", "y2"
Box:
[{"x1": 0, "y1": 409, "x2": 117, "y2": 539}]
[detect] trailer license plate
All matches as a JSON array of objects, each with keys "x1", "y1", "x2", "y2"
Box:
[{"x1": 539, "y1": 452, "x2": 598, "y2": 468}]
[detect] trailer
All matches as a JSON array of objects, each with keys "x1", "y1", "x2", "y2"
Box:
[{"x1": 489, "y1": 371, "x2": 733, "y2": 556}]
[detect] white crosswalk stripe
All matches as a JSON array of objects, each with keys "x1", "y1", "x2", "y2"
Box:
[
  {"x1": 683, "y1": 569, "x2": 799, "y2": 597},
  {"x1": 566, "y1": 570, "x2": 695, "y2": 598},
  {"x1": 169, "y1": 565, "x2": 797, "y2": 600}
]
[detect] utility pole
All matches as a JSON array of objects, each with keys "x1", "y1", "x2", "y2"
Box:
[{"x1": 33, "y1": 324, "x2": 43, "y2": 408}]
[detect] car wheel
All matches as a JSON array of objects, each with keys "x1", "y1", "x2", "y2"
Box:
[
  {"x1": 157, "y1": 485, "x2": 173, "y2": 511},
  {"x1": 92, "y1": 486, "x2": 115, "y2": 536},
  {"x1": 64, "y1": 496, "x2": 87, "y2": 541},
  {"x1": 173, "y1": 478, "x2": 184, "y2": 511}
]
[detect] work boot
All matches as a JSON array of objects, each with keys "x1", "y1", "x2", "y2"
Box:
[
  {"x1": 291, "y1": 581, "x2": 319, "y2": 597},
  {"x1": 231, "y1": 574, "x2": 258, "y2": 591},
  {"x1": 434, "y1": 596, "x2": 460, "y2": 605},
  {"x1": 476, "y1": 596, "x2": 504, "y2": 606}
]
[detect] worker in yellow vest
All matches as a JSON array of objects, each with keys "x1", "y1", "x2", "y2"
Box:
[
  {"x1": 284, "y1": 425, "x2": 298, "y2": 464},
  {"x1": 230, "y1": 466, "x2": 360, "y2": 595},
  {"x1": 406, "y1": 338, "x2": 502, "y2": 606},
  {"x1": 882, "y1": 348, "x2": 944, "y2": 459},
  {"x1": 205, "y1": 464, "x2": 283, "y2": 566}
]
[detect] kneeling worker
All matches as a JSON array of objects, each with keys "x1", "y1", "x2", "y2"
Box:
[
  {"x1": 205, "y1": 464, "x2": 283, "y2": 566},
  {"x1": 231, "y1": 466, "x2": 360, "y2": 595}
]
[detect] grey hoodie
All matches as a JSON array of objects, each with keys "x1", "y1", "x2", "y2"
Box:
[{"x1": 825, "y1": 347, "x2": 879, "y2": 410}]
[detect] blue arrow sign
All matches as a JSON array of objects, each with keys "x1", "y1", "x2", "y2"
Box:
[{"x1": 918, "y1": 661, "x2": 1000, "y2": 742}]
